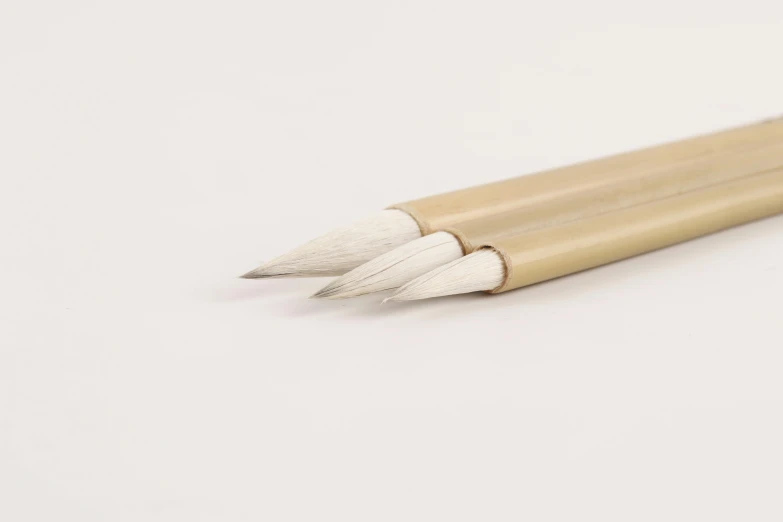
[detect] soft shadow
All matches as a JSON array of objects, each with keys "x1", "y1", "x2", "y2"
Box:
[
  {"x1": 280, "y1": 294, "x2": 379, "y2": 318},
  {"x1": 324, "y1": 289, "x2": 498, "y2": 321},
  {"x1": 279, "y1": 289, "x2": 480, "y2": 320},
  {"x1": 200, "y1": 277, "x2": 328, "y2": 302}
]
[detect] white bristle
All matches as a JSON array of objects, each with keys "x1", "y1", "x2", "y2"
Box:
[
  {"x1": 241, "y1": 210, "x2": 421, "y2": 278},
  {"x1": 386, "y1": 249, "x2": 505, "y2": 301},
  {"x1": 311, "y1": 231, "x2": 464, "y2": 299}
]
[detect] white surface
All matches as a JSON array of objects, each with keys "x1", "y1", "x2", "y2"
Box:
[{"x1": 2, "y1": 1, "x2": 783, "y2": 520}]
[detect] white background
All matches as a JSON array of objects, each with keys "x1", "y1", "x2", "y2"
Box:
[{"x1": 2, "y1": 1, "x2": 783, "y2": 520}]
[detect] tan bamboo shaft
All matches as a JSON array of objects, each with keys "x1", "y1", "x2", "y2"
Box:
[
  {"x1": 389, "y1": 117, "x2": 783, "y2": 234},
  {"x1": 443, "y1": 140, "x2": 783, "y2": 252},
  {"x1": 480, "y1": 167, "x2": 783, "y2": 293}
]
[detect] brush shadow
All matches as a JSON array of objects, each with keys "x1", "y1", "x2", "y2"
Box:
[
  {"x1": 201, "y1": 277, "x2": 330, "y2": 302},
  {"x1": 279, "y1": 292, "x2": 391, "y2": 317},
  {"x1": 326, "y1": 288, "x2": 496, "y2": 320}
]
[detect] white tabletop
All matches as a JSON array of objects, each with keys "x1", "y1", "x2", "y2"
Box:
[{"x1": 2, "y1": 1, "x2": 783, "y2": 520}]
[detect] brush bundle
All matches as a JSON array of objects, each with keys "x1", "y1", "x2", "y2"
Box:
[{"x1": 243, "y1": 118, "x2": 783, "y2": 301}]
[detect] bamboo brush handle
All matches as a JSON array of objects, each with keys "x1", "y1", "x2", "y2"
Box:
[
  {"x1": 481, "y1": 167, "x2": 783, "y2": 293},
  {"x1": 443, "y1": 140, "x2": 783, "y2": 252},
  {"x1": 389, "y1": 117, "x2": 783, "y2": 234}
]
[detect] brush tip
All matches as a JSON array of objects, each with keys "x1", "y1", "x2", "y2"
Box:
[
  {"x1": 385, "y1": 282, "x2": 419, "y2": 302},
  {"x1": 239, "y1": 264, "x2": 284, "y2": 279},
  {"x1": 240, "y1": 210, "x2": 422, "y2": 279},
  {"x1": 309, "y1": 282, "x2": 354, "y2": 299},
  {"x1": 310, "y1": 291, "x2": 345, "y2": 300},
  {"x1": 305, "y1": 231, "x2": 465, "y2": 300},
  {"x1": 309, "y1": 283, "x2": 339, "y2": 299}
]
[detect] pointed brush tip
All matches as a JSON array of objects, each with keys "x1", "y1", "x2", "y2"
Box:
[
  {"x1": 386, "y1": 283, "x2": 417, "y2": 302},
  {"x1": 310, "y1": 286, "x2": 339, "y2": 299},
  {"x1": 239, "y1": 270, "x2": 271, "y2": 279},
  {"x1": 240, "y1": 263, "x2": 294, "y2": 279},
  {"x1": 310, "y1": 289, "x2": 347, "y2": 300},
  {"x1": 310, "y1": 286, "x2": 337, "y2": 299}
]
